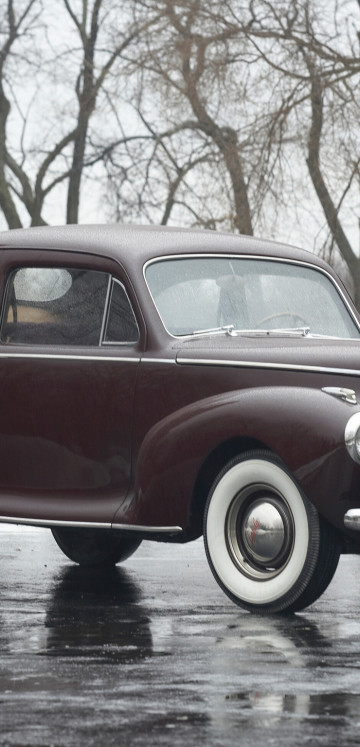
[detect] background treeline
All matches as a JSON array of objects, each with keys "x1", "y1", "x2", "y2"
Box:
[{"x1": 0, "y1": 1, "x2": 359, "y2": 300}]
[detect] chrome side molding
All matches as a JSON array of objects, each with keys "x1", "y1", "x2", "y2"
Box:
[
  {"x1": 112, "y1": 523, "x2": 182, "y2": 535},
  {"x1": 177, "y1": 357, "x2": 360, "y2": 377},
  {"x1": 0, "y1": 515, "x2": 182, "y2": 535},
  {"x1": 0, "y1": 516, "x2": 110, "y2": 529}
]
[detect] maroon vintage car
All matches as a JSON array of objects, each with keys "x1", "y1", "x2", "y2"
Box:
[{"x1": 1, "y1": 223, "x2": 360, "y2": 614}]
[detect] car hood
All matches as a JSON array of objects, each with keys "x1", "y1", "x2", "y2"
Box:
[{"x1": 175, "y1": 335, "x2": 360, "y2": 374}]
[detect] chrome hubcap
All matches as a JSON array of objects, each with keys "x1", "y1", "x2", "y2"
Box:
[
  {"x1": 243, "y1": 501, "x2": 285, "y2": 564},
  {"x1": 226, "y1": 486, "x2": 294, "y2": 580}
]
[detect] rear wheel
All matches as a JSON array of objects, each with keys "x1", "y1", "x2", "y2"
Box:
[
  {"x1": 204, "y1": 451, "x2": 340, "y2": 614},
  {"x1": 51, "y1": 527, "x2": 141, "y2": 567}
]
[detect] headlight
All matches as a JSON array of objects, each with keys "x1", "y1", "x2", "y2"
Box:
[{"x1": 345, "y1": 412, "x2": 360, "y2": 464}]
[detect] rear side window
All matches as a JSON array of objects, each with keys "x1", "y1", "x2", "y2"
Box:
[{"x1": 1, "y1": 267, "x2": 139, "y2": 346}]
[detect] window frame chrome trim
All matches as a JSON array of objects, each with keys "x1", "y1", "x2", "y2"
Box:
[
  {"x1": 99, "y1": 274, "x2": 112, "y2": 344},
  {"x1": 101, "y1": 277, "x2": 140, "y2": 346},
  {"x1": 143, "y1": 253, "x2": 360, "y2": 340}
]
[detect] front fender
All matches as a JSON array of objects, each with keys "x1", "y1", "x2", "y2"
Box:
[{"x1": 124, "y1": 386, "x2": 360, "y2": 534}]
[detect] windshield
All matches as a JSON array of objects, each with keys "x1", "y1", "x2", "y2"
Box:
[{"x1": 145, "y1": 256, "x2": 360, "y2": 339}]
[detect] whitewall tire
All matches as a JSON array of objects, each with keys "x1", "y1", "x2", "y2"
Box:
[{"x1": 204, "y1": 451, "x2": 329, "y2": 614}]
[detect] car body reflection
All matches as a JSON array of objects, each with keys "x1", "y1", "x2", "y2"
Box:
[{"x1": 44, "y1": 566, "x2": 153, "y2": 662}]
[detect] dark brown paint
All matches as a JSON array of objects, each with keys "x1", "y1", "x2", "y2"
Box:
[{"x1": 0, "y1": 225, "x2": 360, "y2": 550}]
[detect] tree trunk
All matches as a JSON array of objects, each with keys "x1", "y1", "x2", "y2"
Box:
[
  {"x1": 66, "y1": 119, "x2": 88, "y2": 224},
  {"x1": 0, "y1": 89, "x2": 22, "y2": 228},
  {"x1": 183, "y1": 49, "x2": 253, "y2": 235},
  {"x1": 306, "y1": 68, "x2": 359, "y2": 305}
]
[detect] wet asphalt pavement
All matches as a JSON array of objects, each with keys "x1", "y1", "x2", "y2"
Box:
[{"x1": 0, "y1": 526, "x2": 360, "y2": 746}]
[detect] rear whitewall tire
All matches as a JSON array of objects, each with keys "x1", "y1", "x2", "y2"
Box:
[
  {"x1": 204, "y1": 451, "x2": 321, "y2": 613},
  {"x1": 51, "y1": 527, "x2": 141, "y2": 567}
]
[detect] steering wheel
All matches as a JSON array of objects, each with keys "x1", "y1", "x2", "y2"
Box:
[{"x1": 255, "y1": 312, "x2": 308, "y2": 329}]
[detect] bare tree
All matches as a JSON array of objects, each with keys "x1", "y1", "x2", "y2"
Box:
[
  {"x1": 0, "y1": 0, "x2": 159, "y2": 228},
  {"x1": 107, "y1": 0, "x2": 277, "y2": 234},
  {"x1": 111, "y1": 0, "x2": 313, "y2": 238},
  {"x1": 63, "y1": 0, "x2": 159, "y2": 223},
  {"x1": 242, "y1": 0, "x2": 360, "y2": 300},
  {"x1": 2, "y1": 0, "x2": 360, "y2": 312},
  {"x1": 0, "y1": 0, "x2": 40, "y2": 228}
]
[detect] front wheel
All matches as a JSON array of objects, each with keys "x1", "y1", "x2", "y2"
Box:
[
  {"x1": 204, "y1": 451, "x2": 340, "y2": 614},
  {"x1": 51, "y1": 527, "x2": 141, "y2": 567}
]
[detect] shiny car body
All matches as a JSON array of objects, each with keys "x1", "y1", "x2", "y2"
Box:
[{"x1": 1, "y1": 223, "x2": 360, "y2": 613}]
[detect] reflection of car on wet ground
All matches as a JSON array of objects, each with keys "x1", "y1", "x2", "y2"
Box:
[
  {"x1": 45, "y1": 566, "x2": 152, "y2": 661},
  {"x1": 2, "y1": 224, "x2": 360, "y2": 614}
]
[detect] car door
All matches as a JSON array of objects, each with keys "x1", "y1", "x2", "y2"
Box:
[{"x1": 0, "y1": 249, "x2": 142, "y2": 526}]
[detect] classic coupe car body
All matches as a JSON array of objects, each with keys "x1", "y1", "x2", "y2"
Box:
[{"x1": 1, "y1": 223, "x2": 360, "y2": 613}]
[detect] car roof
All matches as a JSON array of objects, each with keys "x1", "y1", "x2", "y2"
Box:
[{"x1": 0, "y1": 223, "x2": 330, "y2": 272}]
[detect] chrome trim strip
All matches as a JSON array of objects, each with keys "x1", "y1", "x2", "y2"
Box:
[
  {"x1": 0, "y1": 515, "x2": 183, "y2": 534},
  {"x1": 177, "y1": 357, "x2": 360, "y2": 377},
  {"x1": 0, "y1": 352, "x2": 174, "y2": 364},
  {"x1": 102, "y1": 341, "x2": 139, "y2": 347},
  {"x1": 143, "y1": 253, "x2": 360, "y2": 338},
  {"x1": 0, "y1": 352, "x2": 141, "y2": 362},
  {"x1": 141, "y1": 357, "x2": 176, "y2": 364},
  {"x1": 112, "y1": 523, "x2": 182, "y2": 534},
  {"x1": 99, "y1": 274, "x2": 112, "y2": 343},
  {"x1": 344, "y1": 509, "x2": 360, "y2": 529},
  {"x1": 0, "y1": 516, "x2": 110, "y2": 529}
]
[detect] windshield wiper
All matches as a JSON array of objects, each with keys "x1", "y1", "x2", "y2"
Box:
[
  {"x1": 237, "y1": 326, "x2": 311, "y2": 337},
  {"x1": 192, "y1": 324, "x2": 238, "y2": 337},
  {"x1": 191, "y1": 325, "x2": 312, "y2": 338}
]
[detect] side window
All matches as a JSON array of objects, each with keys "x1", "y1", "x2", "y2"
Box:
[
  {"x1": 1, "y1": 267, "x2": 110, "y2": 346},
  {"x1": 104, "y1": 280, "x2": 139, "y2": 344}
]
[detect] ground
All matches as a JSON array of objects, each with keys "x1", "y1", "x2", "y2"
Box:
[{"x1": 0, "y1": 525, "x2": 359, "y2": 746}]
